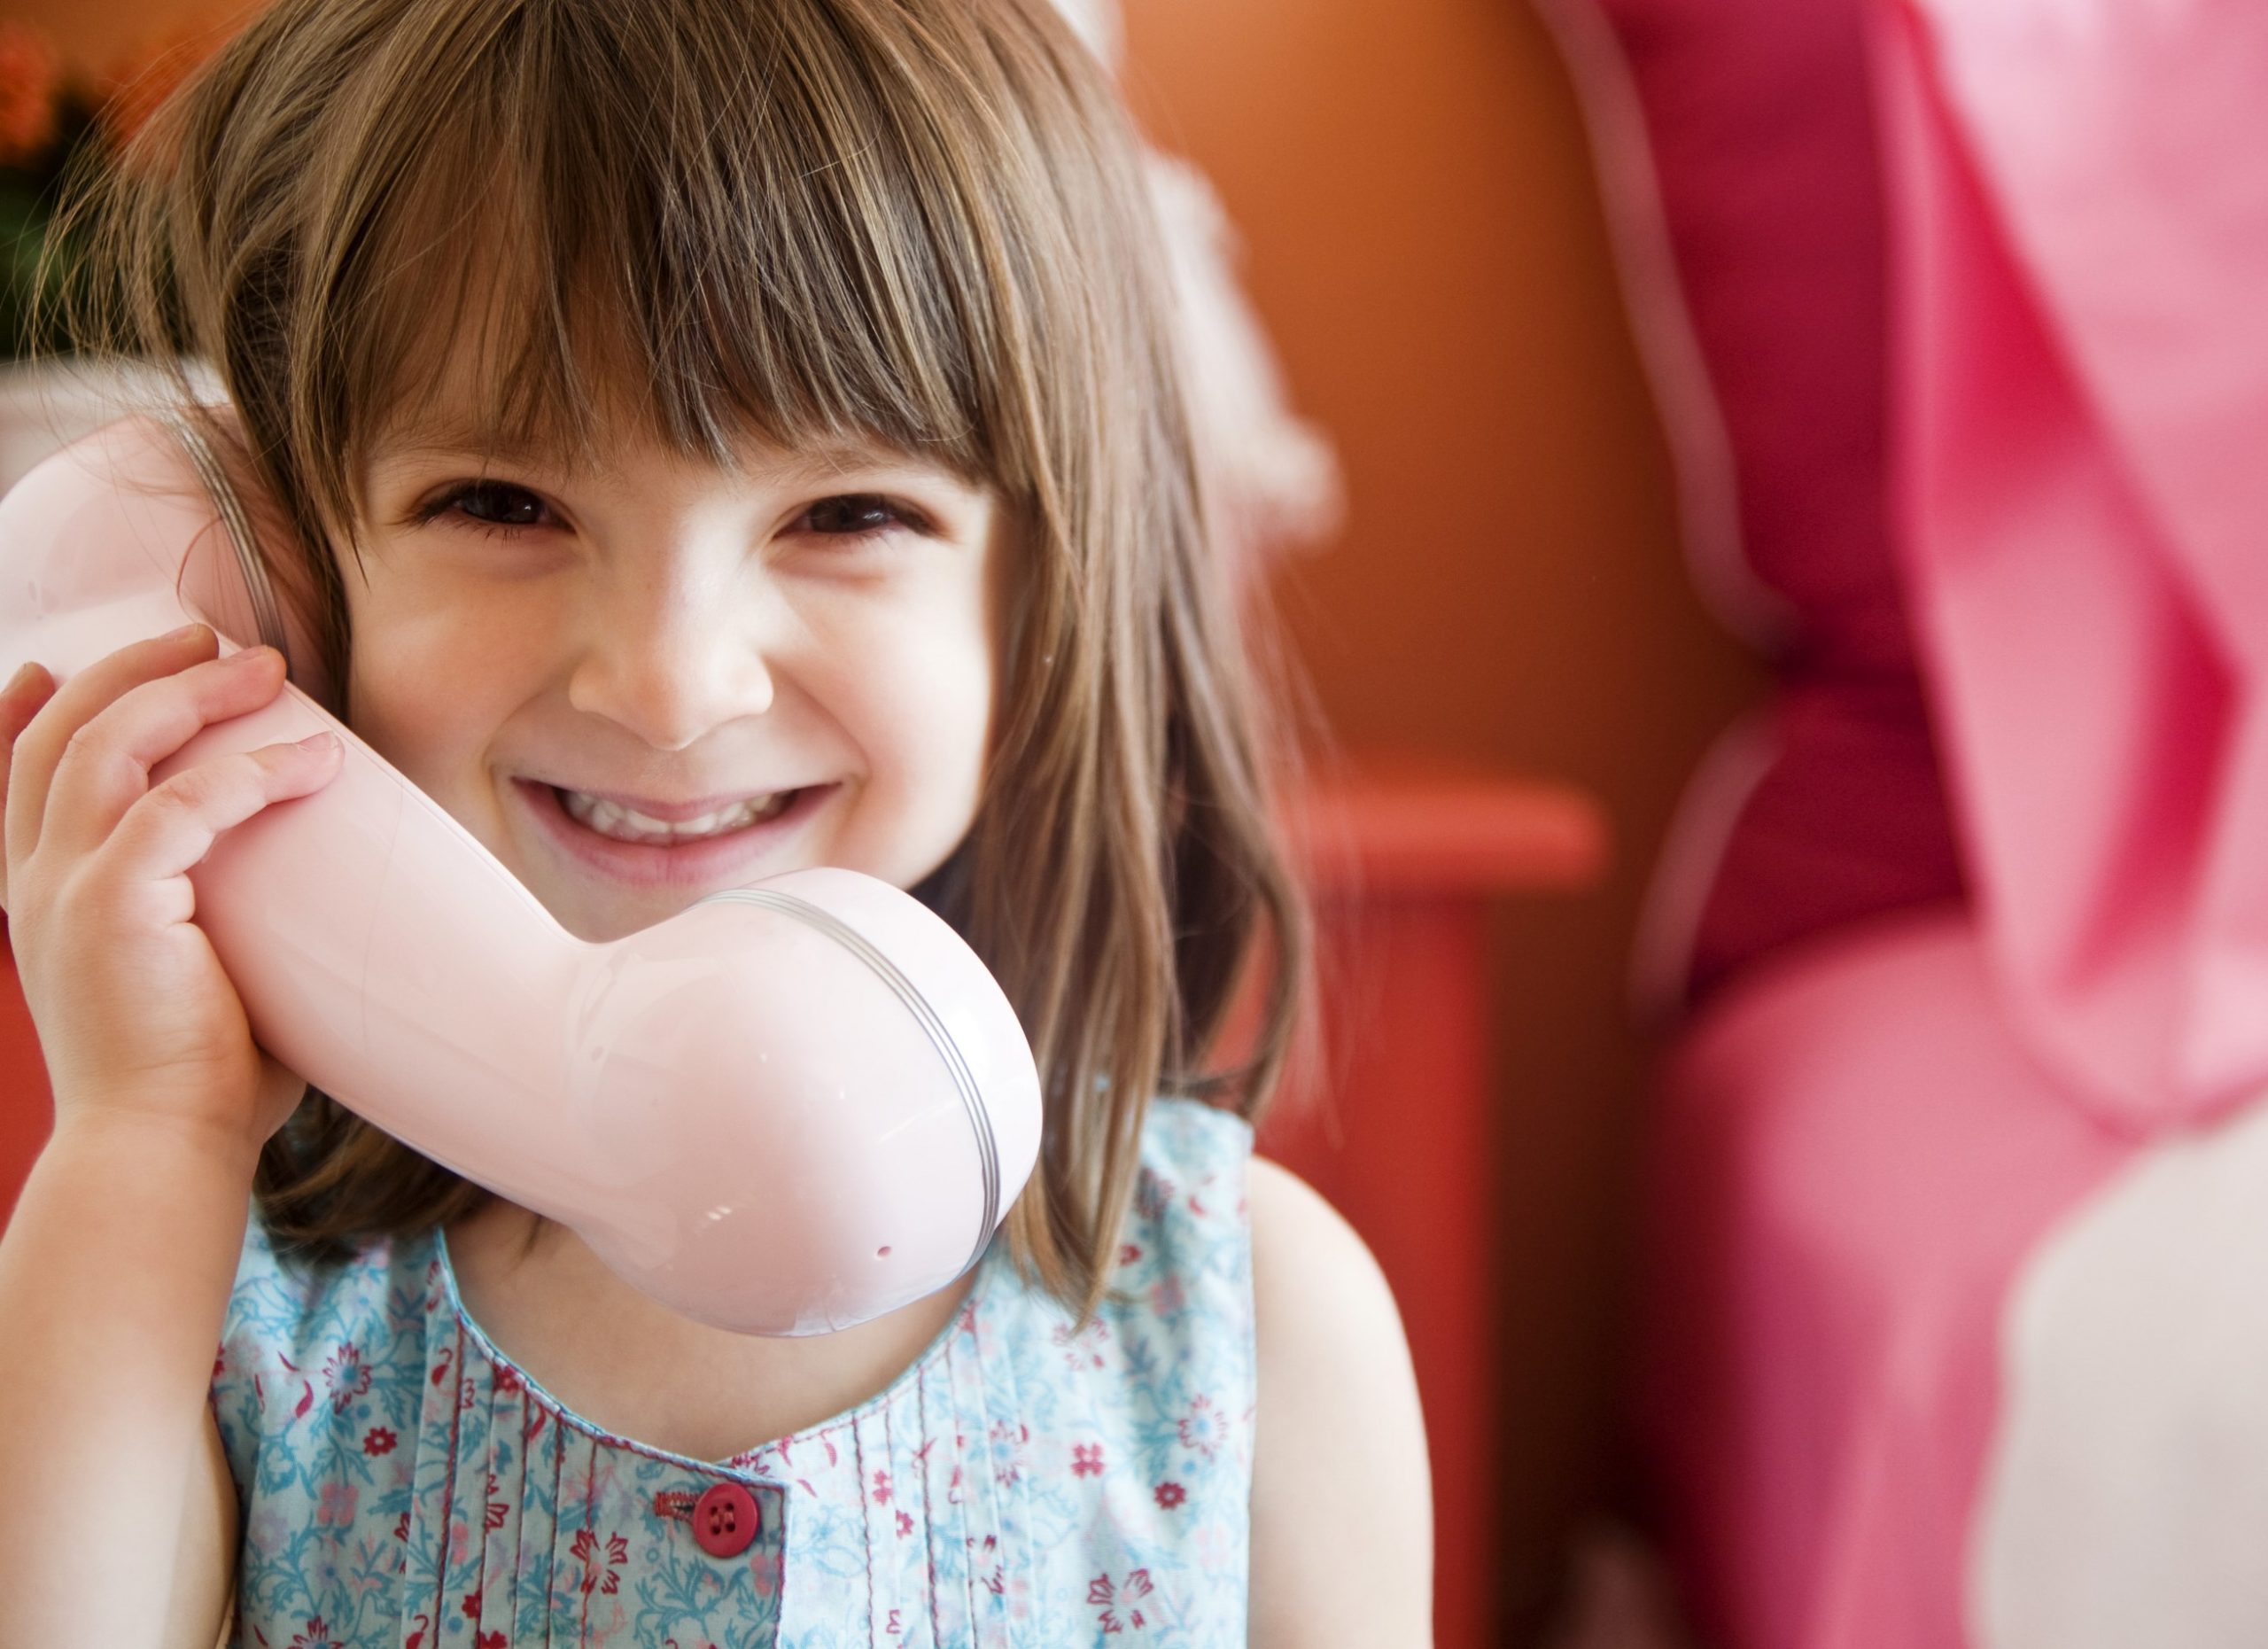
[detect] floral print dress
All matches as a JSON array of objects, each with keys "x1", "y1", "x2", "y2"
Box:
[{"x1": 211, "y1": 1098, "x2": 1255, "y2": 1648}]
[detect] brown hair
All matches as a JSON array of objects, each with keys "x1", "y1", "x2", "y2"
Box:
[{"x1": 35, "y1": 0, "x2": 1310, "y2": 1320}]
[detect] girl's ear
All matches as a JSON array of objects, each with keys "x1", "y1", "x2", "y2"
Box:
[{"x1": 199, "y1": 402, "x2": 344, "y2": 712}]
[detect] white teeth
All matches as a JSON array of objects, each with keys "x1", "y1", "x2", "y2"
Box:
[{"x1": 558, "y1": 788, "x2": 793, "y2": 844}]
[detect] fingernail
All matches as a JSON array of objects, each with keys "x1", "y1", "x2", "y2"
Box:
[
  {"x1": 4, "y1": 661, "x2": 38, "y2": 694},
  {"x1": 224, "y1": 644, "x2": 274, "y2": 668},
  {"x1": 295, "y1": 731, "x2": 340, "y2": 754},
  {"x1": 164, "y1": 621, "x2": 206, "y2": 643}
]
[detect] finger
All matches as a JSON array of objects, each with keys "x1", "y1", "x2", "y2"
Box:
[
  {"x1": 5, "y1": 623, "x2": 219, "y2": 875},
  {"x1": 99, "y1": 731, "x2": 342, "y2": 892},
  {"x1": 0, "y1": 660, "x2": 61, "y2": 913},
  {"x1": 41, "y1": 642, "x2": 298, "y2": 867}
]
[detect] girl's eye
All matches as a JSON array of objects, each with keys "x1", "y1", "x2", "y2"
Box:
[
  {"x1": 797, "y1": 494, "x2": 921, "y2": 539},
  {"x1": 408, "y1": 484, "x2": 929, "y2": 543},
  {"x1": 418, "y1": 480, "x2": 552, "y2": 536}
]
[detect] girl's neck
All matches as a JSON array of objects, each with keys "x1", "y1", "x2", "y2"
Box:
[{"x1": 442, "y1": 1195, "x2": 980, "y2": 1464}]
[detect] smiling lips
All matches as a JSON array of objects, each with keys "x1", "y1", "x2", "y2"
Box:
[{"x1": 558, "y1": 787, "x2": 796, "y2": 844}]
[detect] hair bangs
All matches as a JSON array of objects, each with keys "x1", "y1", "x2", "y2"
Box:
[{"x1": 309, "y1": 0, "x2": 1014, "y2": 547}]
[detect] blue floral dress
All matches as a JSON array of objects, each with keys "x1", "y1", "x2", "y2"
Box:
[{"x1": 211, "y1": 1098, "x2": 1254, "y2": 1647}]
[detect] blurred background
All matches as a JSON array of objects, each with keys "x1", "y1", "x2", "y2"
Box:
[{"x1": 1112, "y1": 4, "x2": 1760, "y2": 1640}]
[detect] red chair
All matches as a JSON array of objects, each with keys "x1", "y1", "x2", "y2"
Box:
[{"x1": 0, "y1": 923, "x2": 50, "y2": 1227}]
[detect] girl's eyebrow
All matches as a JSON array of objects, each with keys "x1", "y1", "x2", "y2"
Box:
[
  {"x1": 771, "y1": 444, "x2": 974, "y2": 489},
  {"x1": 369, "y1": 428, "x2": 966, "y2": 491}
]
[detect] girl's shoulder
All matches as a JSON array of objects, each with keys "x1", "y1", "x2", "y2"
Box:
[
  {"x1": 222, "y1": 1203, "x2": 436, "y2": 1344},
  {"x1": 1138, "y1": 1091, "x2": 1255, "y2": 1163},
  {"x1": 1241, "y1": 1150, "x2": 1435, "y2": 1642},
  {"x1": 212, "y1": 1209, "x2": 440, "y2": 1464},
  {"x1": 1127, "y1": 1093, "x2": 1254, "y2": 1221},
  {"x1": 1096, "y1": 1094, "x2": 1256, "y2": 1333}
]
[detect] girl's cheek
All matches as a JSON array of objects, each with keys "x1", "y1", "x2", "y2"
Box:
[{"x1": 346, "y1": 601, "x2": 522, "y2": 771}]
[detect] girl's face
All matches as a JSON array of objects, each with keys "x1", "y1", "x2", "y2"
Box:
[{"x1": 346, "y1": 393, "x2": 1008, "y2": 944}]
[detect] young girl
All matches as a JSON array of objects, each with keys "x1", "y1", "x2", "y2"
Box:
[{"x1": 0, "y1": 0, "x2": 1431, "y2": 1643}]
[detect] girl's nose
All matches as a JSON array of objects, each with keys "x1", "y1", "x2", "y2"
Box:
[{"x1": 564, "y1": 571, "x2": 779, "y2": 752}]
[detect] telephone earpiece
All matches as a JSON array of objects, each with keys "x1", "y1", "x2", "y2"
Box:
[{"x1": 0, "y1": 412, "x2": 1041, "y2": 1335}]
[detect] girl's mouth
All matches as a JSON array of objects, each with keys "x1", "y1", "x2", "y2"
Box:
[
  {"x1": 561, "y1": 786, "x2": 795, "y2": 842},
  {"x1": 514, "y1": 776, "x2": 835, "y2": 889}
]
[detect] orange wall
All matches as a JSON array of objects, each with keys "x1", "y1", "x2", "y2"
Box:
[
  {"x1": 1116, "y1": 0, "x2": 1762, "y2": 1632},
  {"x1": 20, "y1": 1, "x2": 1765, "y2": 1634},
  {"x1": 4, "y1": 0, "x2": 237, "y2": 74}
]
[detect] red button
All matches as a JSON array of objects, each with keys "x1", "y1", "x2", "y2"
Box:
[{"x1": 692, "y1": 1482, "x2": 761, "y2": 1559}]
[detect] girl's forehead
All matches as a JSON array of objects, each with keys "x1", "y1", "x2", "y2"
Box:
[
  {"x1": 355, "y1": 198, "x2": 1006, "y2": 496},
  {"x1": 371, "y1": 323, "x2": 958, "y2": 478}
]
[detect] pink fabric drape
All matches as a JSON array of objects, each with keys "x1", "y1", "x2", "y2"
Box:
[
  {"x1": 1892, "y1": 0, "x2": 2268, "y2": 1133},
  {"x1": 1629, "y1": 4, "x2": 2268, "y2": 1644},
  {"x1": 1542, "y1": 0, "x2": 1965, "y2": 1014}
]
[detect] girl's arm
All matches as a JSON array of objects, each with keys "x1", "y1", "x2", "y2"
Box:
[
  {"x1": 0, "y1": 629, "x2": 338, "y2": 1641},
  {"x1": 0, "y1": 1112, "x2": 246, "y2": 1645},
  {"x1": 1247, "y1": 1155, "x2": 1433, "y2": 1646}
]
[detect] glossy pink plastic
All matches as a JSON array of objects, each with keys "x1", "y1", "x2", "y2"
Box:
[{"x1": 0, "y1": 412, "x2": 1042, "y2": 1335}]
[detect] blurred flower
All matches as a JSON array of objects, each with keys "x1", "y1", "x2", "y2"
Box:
[{"x1": 0, "y1": 24, "x2": 62, "y2": 169}]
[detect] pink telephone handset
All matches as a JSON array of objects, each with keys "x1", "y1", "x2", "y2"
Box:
[{"x1": 0, "y1": 411, "x2": 1041, "y2": 1335}]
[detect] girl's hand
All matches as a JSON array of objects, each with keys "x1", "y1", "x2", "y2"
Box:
[{"x1": 0, "y1": 623, "x2": 344, "y2": 1156}]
